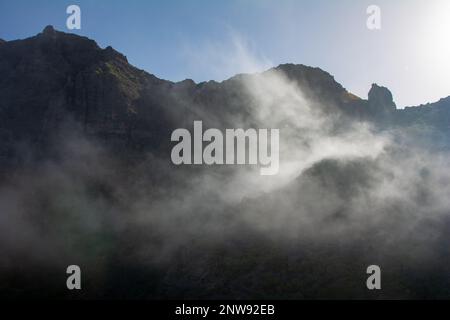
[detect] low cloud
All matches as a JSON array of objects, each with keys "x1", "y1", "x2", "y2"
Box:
[{"x1": 1, "y1": 34, "x2": 450, "y2": 299}]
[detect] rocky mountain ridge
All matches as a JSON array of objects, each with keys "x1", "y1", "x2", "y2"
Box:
[{"x1": 0, "y1": 26, "x2": 449, "y2": 168}]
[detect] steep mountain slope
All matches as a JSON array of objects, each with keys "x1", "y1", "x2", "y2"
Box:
[
  {"x1": 2, "y1": 26, "x2": 450, "y2": 300},
  {"x1": 1, "y1": 26, "x2": 449, "y2": 167},
  {"x1": 0, "y1": 26, "x2": 170, "y2": 160},
  {"x1": 0, "y1": 27, "x2": 394, "y2": 164}
]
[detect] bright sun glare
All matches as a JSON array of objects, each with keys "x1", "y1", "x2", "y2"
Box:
[{"x1": 423, "y1": 2, "x2": 450, "y2": 64}]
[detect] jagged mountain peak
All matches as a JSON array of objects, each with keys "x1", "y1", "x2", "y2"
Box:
[
  {"x1": 0, "y1": 26, "x2": 133, "y2": 71},
  {"x1": 0, "y1": 27, "x2": 167, "y2": 150},
  {"x1": 103, "y1": 45, "x2": 128, "y2": 63},
  {"x1": 42, "y1": 25, "x2": 56, "y2": 35},
  {"x1": 267, "y1": 63, "x2": 363, "y2": 107},
  {"x1": 368, "y1": 83, "x2": 396, "y2": 111},
  {"x1": 274, "y1": 63, "x2": 331, "y2": 75},
  {"x1": 273, "y1": 63, "x2": 339, "y2": 84}
]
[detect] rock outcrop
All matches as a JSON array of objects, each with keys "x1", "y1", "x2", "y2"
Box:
[{"x1": 368, "y1": 83, "x2": 396, "y2": 114}]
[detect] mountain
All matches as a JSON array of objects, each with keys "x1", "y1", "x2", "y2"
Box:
[
  {"x1": 2, "y1": 26, "x2": 450, "y2": 300},
  {"x1": 1, "y1": 26, "x2": 448, "y2": 169},
  {"x1": 0, "y1": 26, "x2": 168, "y2": 157}
]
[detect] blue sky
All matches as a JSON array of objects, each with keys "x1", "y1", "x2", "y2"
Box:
[{"x1": 1, "y1": 0, "x2": 449, "y2": 107}]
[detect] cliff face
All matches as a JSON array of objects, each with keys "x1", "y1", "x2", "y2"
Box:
[
  {"x1": 0, "y1": 26, "x2": 449, "y2": 167},
  {"x1": 368, "y1": 83, "x2": 396, "y2": 113},
  {"x1": 0, "y1": 26, "x2": 173, "y2": 160},
  {"x1": 0, "y1": 27, "x2": 360, "y2": 163}
]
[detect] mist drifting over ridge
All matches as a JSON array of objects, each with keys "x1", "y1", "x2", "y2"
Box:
[{"x1": 1, "y1": 26, "x2": 450, "y2": 299}]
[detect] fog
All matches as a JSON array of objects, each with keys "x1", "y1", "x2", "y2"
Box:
[{"x1": 1, "y1": 39, "x2": 450, "y2": 299}]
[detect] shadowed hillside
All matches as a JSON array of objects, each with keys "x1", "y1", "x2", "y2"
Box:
[{"x1": 1, "y1": 27, "x2": 450, "y2": 299}]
